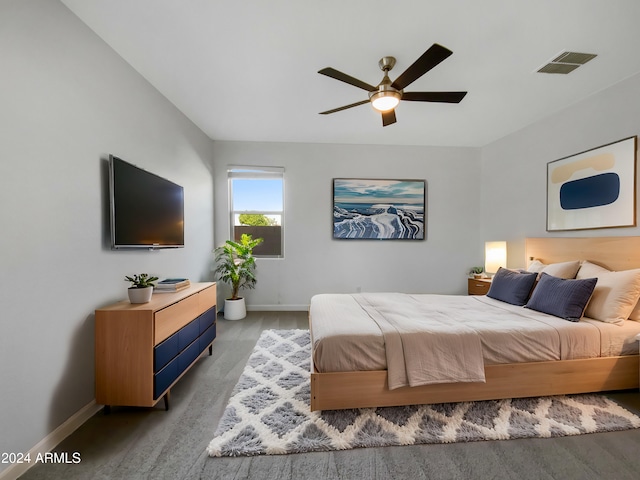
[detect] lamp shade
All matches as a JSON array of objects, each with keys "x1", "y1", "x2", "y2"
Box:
[{"x1": 485, "y1": 241, "x2": 507, "y2": 274}]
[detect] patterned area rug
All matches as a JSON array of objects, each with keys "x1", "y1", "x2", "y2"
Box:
[{"x1": 207, "y1": 329, "x2": 640, "y2": 457}]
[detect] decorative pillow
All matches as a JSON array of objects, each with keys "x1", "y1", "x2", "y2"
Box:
[
  {"x1": 526, "y1": 259, "x2": 546, "y2": 272},
  {"x1": 527, "y1": 259, "x2": 581, "y2": 279},
  {"x1": 576, "y1": 260, "x2": 610, "y2": 278},
  {"x1": 525, "y1": 273, "x2": 597, "y2": 321},
  {"x1": 486, "y1": 267, "x2": 537, "y2": 306},
  {"x1": 576, "y1": 261, "x2": 640, "y2": 325}
]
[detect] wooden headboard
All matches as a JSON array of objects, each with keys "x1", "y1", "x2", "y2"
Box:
[{"x1": 525, "y1": 236, "x2": 640, "y2": 271}]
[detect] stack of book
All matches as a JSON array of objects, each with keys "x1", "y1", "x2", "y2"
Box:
[{"x1": 155, "y1": 278, "x2": 191, "y2": 292}]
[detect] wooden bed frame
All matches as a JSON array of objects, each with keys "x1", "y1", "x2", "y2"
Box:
[{"x1": 310, "y1": 236, "x2": 640, "y2": 411}]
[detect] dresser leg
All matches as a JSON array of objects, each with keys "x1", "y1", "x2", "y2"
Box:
[
  {"x1": 103, "y1": 405, "x2": 111, "y2": 415},
  {"x1": 209, "y1": 344, "x2": 213, "y2": 355},
  {"x1": 163, "y1": 391, "x2": 170, "y2": 411}
]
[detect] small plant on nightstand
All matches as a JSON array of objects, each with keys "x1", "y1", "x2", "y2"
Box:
[{"x1": 470, "y1": 266, "x2": 484, "y2": 279}]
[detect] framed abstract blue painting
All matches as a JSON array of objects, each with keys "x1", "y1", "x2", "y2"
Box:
[
  {"x1": 547, "y1": 136, "x2": 637, "y2": 231},
  {"x1": 333, "y1": 178, "x2": 425, "y2": 240}
]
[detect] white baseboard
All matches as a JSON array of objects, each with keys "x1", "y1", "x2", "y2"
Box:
[
  {"x1": 245, "y1": 304, "x2": 309, "y2": 312},
  {"x1": 0, "y1": 401, "x2": 102, "y2": 480}
]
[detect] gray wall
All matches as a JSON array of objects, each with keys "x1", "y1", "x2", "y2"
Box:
[
  {"x1": 480, "y1": 71, "x2": 640, "y2": 264},
  {"x1": 212, "y1": 141, "x2": 482, "y2": 309},
  {"x1": 0, "y1": 0, "x2": 214, "y2": 471}
]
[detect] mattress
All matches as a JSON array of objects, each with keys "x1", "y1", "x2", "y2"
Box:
[{"x1": 309, "y1": 293, "x2": 640, "y2": 380}]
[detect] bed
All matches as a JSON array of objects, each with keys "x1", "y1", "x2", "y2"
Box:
[{"x1": 309, "y1": 237, "x2": 640, "y2": 411}]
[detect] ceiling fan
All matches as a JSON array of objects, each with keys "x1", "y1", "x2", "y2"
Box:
[{"x1": 318, "y1": 43, "x2": 467, "y2": 127}]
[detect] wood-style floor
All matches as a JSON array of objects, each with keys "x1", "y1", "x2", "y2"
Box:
[{"x1": 18, "y1": 311, "x2": 640, "y2": 480}]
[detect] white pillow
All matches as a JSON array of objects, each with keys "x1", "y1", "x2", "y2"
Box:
[
  {"x1": 527, "y1": 259, "x2": 545, "y2": 272},
  {"x1": 576, "y1": 261, "x2": 610, "y2": 277},
  {"x1": 576, "y1": 261, "x2": 640, "y2": 325},
  {"x1": 527, "y1": 259, "x2": 580, "y2": 279},
  {"x1": 588, "y1": 262, "x2": 640, "y2": 322}
]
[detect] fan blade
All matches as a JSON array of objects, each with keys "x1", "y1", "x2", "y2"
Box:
[
  {"x1": 391, "y1": 44, "x2": 453, "y2": 90},
  {"x1": 382, "y1": 109, "x2": 396, "y2": 127},
  {"x1": 318, "y1": 67, "x2": 376, "y2": 91},
  {"x1": 402, "y1": 91, "x2": 467, "y2": 103},
  {"x1": 319, "y1": 99, "x2": 370, "y2": 115}
]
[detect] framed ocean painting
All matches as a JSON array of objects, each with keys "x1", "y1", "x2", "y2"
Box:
[
  {"x1": 547, "y1": 136, "x2": 637, "y2": 231},
  {"x1": 333, "y1": 178, "x2": 426, "y2": 240}
]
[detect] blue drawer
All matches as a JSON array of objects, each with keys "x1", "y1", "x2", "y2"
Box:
[
  {"x1": 198, "y1": 307, "x2": 216, "y2": 333},
  {"x1": 178, "y1": 318, "x2": 200, "y2": 351},
  {"x1": 154, "y1": 332, "x2": 179, "y2": 372},
  {"x1": 199, "y1": 323, "x2": 216, "y2": 351},
  {"x1": 154, "y1": 356, "x2": 178, "y2": 399},
  {"x1": 177, "y1": 339, "x2": 202, "y2": 375}
]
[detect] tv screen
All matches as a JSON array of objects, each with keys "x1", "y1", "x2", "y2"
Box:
[{"x1": 109, "y1": 155, "x2": 184, "y2": 249}]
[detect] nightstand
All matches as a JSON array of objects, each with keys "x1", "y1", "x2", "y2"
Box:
[{"x1": 468, "y1": 277, "x2": 492, "y2": 295}]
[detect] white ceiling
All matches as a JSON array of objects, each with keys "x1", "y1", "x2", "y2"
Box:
[{"x1": 61, "y1": 0, "x2": 640, "y2": 147}]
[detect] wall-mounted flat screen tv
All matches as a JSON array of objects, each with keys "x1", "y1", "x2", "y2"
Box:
[{"x1": 109, "y1": 155, "x2": 184, "y2": 249}]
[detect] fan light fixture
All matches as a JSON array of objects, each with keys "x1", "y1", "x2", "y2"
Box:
[
  {"x1": 318, "y1": 44, "x2": 467, "y2": 126},
  {"x1": 370, "y1": 90, "x2": 401, "y2": 112}
]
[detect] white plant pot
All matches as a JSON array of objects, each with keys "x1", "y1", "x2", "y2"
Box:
[
  {"x1": 224, "y1": 298, "x2": 246, "y2": 320},
  {"x1": 128, "y1": 286, "x2": 154, "y2": 304}
]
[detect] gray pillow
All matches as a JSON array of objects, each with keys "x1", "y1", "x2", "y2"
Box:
[
  {"x1": 525, "y1": 273, "x2": 597, "y2": 321},
  {"x1": 486, "y1": 267, "x2": 537, "y2": 306}
]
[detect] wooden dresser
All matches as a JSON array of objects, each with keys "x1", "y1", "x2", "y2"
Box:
[{"x1": 95, "y1": 282, "x2": 216, "y2": 411}]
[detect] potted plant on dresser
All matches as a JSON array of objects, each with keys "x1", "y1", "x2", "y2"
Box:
[
  {"x1": 124, "y1": 273, "x2": 159, "y2": 304},
  {"x1": 214, "y1": 233, "x2": 263, "y2": 320}
]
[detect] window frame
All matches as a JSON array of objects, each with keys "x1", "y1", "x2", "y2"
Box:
[{"x1": 228, "y1": 166, "x2": 284, "y2": 259}]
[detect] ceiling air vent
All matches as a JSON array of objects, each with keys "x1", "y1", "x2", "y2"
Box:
[{"x1": 537, "y1": 51, "x2": 597, "y2": 74}]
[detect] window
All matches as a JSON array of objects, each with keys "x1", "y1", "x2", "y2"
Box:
[{"x1": 228, "y1": 166, "x2": 284, "y2": 258}]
